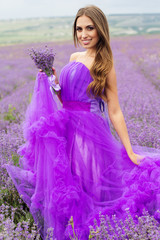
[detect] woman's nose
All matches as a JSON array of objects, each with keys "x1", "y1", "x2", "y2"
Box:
[{"x1": 81, "y1": 30, "x2": 88, "y2": 38}]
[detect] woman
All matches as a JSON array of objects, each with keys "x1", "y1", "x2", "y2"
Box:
[
  {"x1": 6, "y1": 5, "x2": 160, "y2": 240},
  {"x1": 70, "y1": 7, "x2": 142, "y2": 165}
]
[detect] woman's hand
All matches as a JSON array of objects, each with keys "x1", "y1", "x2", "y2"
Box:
[
  {"x1": 39, "y1": 67, "x2": 59, "y2": 84},
  {"x1": 52, "y1": 67, "x2": 59, "y2": 84},
  {"x1": 129, "y1": 152, "x2": 145, "y2": 165}
]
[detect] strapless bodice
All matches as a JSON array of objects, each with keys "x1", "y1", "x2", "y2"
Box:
[
  {"x1": 59, "y1": 61, "x2": 92, "y2": 102},
  {"x1": 59, "y1": 61, "x2": 105, "y2": 115}
]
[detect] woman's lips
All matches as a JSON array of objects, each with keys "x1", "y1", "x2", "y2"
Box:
[{"x1": 82, "y1": 40, "x2": 91, "y2": 45}]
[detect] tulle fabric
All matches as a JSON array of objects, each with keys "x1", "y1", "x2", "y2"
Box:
[{"x1": 5, "y1": 62, "x2": 160, "y2": 239}]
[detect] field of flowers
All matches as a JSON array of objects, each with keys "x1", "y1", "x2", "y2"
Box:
[{"x1": 0, "y1": 35, "x2": 160, "y2": 239}]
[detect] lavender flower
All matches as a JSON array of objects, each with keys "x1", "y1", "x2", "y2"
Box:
[
  {"x1": 28, "y1": 46, "x2": 55, "y2": 76},
  {"x1": 28, "y1": 45, "x2": 61, "y2": 94},
  {"x1": 88, "y1": 209, "x2": 160, "y2": 239}
]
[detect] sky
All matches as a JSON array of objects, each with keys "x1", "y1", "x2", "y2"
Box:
[{"x1": 0, "y1": 0, "x2": 160, "y2": 20}]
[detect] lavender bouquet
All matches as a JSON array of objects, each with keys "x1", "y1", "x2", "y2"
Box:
[{"x1": 28, "y1": 46, "x2": 61, "y2": 92}]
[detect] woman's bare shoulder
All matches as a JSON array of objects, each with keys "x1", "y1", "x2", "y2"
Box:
[{"x1": 69, "y1": 52, "x2": 85, "y2": 62}]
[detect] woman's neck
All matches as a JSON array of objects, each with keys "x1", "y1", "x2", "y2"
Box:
[{"x1": 85, "y1": 48, "x2": 96, "y2": 58}]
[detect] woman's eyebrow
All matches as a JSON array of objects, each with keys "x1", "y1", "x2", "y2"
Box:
[{"x1": 76, "y1": 24, "x2": 94, "y2": 27}]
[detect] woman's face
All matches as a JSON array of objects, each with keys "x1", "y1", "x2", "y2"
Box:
[{"x1": 76, "y1": 15, "x2": 99, "y2": 50}]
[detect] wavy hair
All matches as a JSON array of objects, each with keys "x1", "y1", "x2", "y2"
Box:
[{"x1": 73, "y1": 5, "x2": 113, "y2": 98}]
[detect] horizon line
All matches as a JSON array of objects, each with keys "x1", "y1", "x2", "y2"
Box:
[{"x1": 0, "y1": 12, "x2": 160, "y2": 21}]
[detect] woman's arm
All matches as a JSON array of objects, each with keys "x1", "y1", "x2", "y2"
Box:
[{"x1": 104, "y1": 64, "x2": 142, "y2": 165}]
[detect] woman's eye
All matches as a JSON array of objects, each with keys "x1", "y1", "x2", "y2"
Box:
[
  {"x1": 76, "y1": 27, "x2": 82, "y2": 32},
  {"x1": 87, "y1": 26, "x2": 94, "y2": 30}
]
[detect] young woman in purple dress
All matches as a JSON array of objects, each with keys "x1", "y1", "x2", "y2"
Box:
[{"x1": 6, "y1": 5, "x2": 160, "y2": 240}]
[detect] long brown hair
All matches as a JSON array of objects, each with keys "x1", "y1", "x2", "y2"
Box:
[{"x1": 73, "y1": 5, "x2": 113, "y2": 98}]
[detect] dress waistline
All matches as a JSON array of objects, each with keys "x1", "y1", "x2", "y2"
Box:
[{"x1": 63, "y1": 101, "x2": 90, "y2": 111}]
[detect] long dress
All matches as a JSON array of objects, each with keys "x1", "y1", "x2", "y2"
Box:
[{"x1": 6, "y1": 60, "x2": 160, "y2": 239}]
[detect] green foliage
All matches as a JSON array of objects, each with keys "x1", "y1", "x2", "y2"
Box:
[
  {"x1": 68, "y1": 216, "x2": 78, "y2": 240},
  {"x1": 0, "y1": 185, "x2": 20, "y2": 208},
  {"x1": 28, "y1": 93, "x2": 32, "y2": 103},
  {"x1": 12, "y1": 153, "x2": 20, "y2": 166},
  {"x1": 3, "y1": 104, "x2": 17, "y2": 122},
  {"x1": 0, "y1": 186, "x2": 34, "y2": 228}
]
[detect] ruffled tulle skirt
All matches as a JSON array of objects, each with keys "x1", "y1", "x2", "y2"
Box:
[{"x1": 6, "y1": 73, "x2": 160, "y2": 239}]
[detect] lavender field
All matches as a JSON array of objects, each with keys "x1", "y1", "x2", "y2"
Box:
[{"x1": 0, "y1": 35, "x2": 160, "y2": 239}]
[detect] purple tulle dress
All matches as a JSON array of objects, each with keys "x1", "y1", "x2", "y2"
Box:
[{"x1": 6, "y1": 61, "x2": 160, "y2": 239}]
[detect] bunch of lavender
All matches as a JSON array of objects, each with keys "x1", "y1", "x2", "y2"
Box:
[
  {"x1": 28, "y1": 46, "x2": 55, "y2": 76},
  {"x1": 28, "y1": 46, "x2": 61, "y2": 93}
]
